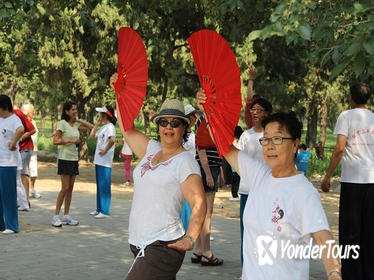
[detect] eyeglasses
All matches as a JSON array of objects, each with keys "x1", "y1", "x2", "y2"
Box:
[
  {"x1": 259, "y1": 136, "x2": 294, "y2": 146},
  {"x1": 250, "y1": 108, "x2": 265, "y2": 113},
  {"x1": 158, "y1": 119, "x2": 183, "y2": 128}
]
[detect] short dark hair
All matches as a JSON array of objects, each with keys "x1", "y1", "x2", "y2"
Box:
[
  {"x1": 103, "y1": 105, "x2": 117, "y2": 125},
  {"x1": 61, "y1": 101, "x2": 76, "y2": 122},
  {"x1": 156, "y1": 118, "x2": 189, "y2": 143},
  {"x1": 350, "y1": 83, "x2": 371, "y2": 105},
  {"x1": 251, "y1": 97, "x2": 272, "y2": 113},
  {"x1": 262, "y1": 112, "x2": 302, "y2": 140},
  {"x1": 299, "y1": 144, "x2": 307, "y2": 150},
  {"x1": 0, "y1": 95, "x2": 13, "y2": 112}
]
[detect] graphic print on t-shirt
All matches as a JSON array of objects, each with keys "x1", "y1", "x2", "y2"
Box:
[
  {"x1": 271, "y1": 200, "x2": 285, "y2": 232},
  {"x1": 140, "y1": 154, "x2": 173, "y2": 177}
]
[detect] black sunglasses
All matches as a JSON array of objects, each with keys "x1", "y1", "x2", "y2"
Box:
[{"x1": 158, "y1": 119, "x2": 183, "y2": 128}]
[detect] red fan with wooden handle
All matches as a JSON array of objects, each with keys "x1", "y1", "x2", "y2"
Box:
[
  {"x1": 188, "y1": 29, "x2": 242, "y2": 157},
  {"x1": 196, "y1": 118, "x2": 215, "y2": 149},
  {"x1": 114, "y1": 27, "x2": 148, "y2": 131}
]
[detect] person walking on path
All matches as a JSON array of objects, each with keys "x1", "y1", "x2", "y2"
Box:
[
  {"x1": 21, "y1": 103, "x2": 41, "y2": 199},
  {"x1": 0, "y1": 95, "x2": 24, "y2": 234},
  {"x1": 236, "y1": 97, "x2": 272, "y2": 265},
  {"x1": 89, "y1": 105, "x2": 117, "y2": 219},
  {"x1": 198, "y1": 90, "x2": 342, "y2": 280},
  {"x1": 117, "y1": 138, "x2": 133, "y2": 186},
  {"x1": 321, "y1": 83, "x2": 374, "y2": 279},
  {"x1": 13, "y1": 107, "x2": 35, "y2": 207},
  {"x1": 52, "y1": 101, "x2": 93, "y2": 227},
  {"x1": 191, "y1": 115, "x2": 224, "y2": 266}
]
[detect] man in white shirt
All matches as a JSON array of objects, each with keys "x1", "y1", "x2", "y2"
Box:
[{"x1": 321, "y1": 83, "x2": 374, "y2": 279}]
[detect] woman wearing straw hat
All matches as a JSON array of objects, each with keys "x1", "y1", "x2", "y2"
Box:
[
  {"x1": 89, "y1": 105, "x2": 117, "y2": 219},
  {"x1": 115, "y1": 97, "x2": 207, "y2": 279}
]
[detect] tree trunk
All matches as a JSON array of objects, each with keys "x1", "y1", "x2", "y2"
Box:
[
  {"x1": 52, "y1": 110, "x2": 58, "y2": 132},
  {"x1": 79, "y1": 132, "x2": 89, "y2": 162},
  {"x1": 316, "y1": 94, "x2": 328, "y2": 160},
  {"x1": 40, "y1": 111, "x2": 47, "y2": 131},
  {"x1": 306, "y1": 105, "x2": 318, "y2": 150},
  {"x1": 143, "y1": 107, "x2": 151, "y2": 137}
]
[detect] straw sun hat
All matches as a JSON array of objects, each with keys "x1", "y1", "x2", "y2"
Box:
[{"x1": 151, "y1": 99, "x2": 190, "y2": 125}]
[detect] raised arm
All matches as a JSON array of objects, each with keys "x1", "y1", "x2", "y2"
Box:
[
  {"x1": 196, "y1": 90, "x2": 240, "y2": 175},
  {"x1": 244, "y1": 66, "x2": 256, "y2": 129},
  {"x1": 89, "y1": 116, "x2": 103, "y2": 139},
  {"x1": 77, "y1": 118, "x2": 94, "y2": 131}
]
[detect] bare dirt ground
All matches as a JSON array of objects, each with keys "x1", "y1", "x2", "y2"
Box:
[{"x1": 32, "y1": 161, "x2": 340, "y2": 239}]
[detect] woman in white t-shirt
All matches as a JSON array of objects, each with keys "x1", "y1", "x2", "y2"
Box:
[
  {"x1": 115, "y1": 97, "x2": 206, "y2": 279},
  {"x1": 0, "y1": 95, "x2": 24, "y2": 234},
  {"x1": 89, "y1": 105, "x2": 117, "y2": 219},
  {"x1": 236, "y1": 97, "x2": 272, "y2": 265},
  {"x1": 197, "y1": 91, "x2": 342, "y2": 280}
]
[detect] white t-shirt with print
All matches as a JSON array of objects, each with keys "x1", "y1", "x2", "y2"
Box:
[
  {"x1": 93, "y1": 123, "x2": 116, "y2": 168},
  {"x1": 334, "y1": 108, "x2": 374, "y2": 183},
  {"x1": 120, "y1": 138, "x2": 132, "y2": 155},
  {"x1": 237, "y1": 128, "x2": 265, "y2": 194},
  {"x1": 0, "y1": 114, "x2": 23, "y2": 167},
  {"x1": 128, "y1": 140, "x2": 201, "y2": 249},
  {"x1": 238, "y1": 151, "x2": 330, "y2": 280},
  {"x1": 183, "y1": 130, "x2": 196, "y2": 157}
]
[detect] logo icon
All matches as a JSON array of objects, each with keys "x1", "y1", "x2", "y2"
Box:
[{"x1": 256, "y1": 235, "x2": 277, "y2": 266}]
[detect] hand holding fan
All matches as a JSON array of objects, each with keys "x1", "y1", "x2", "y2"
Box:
[
  {"x1": 114, "y1": 27, "x2": 148, "y2": 131},
  {"x1": 188, "y1": 29, "x2": 242, "y2": 157}
]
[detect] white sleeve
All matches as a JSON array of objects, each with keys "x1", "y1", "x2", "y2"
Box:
[
  {"x1": 146, "y1": 139, "x2": 162, "y2": 154},
  {"x1": 334, "y1": 112, "x2": 348, "y2": 137},
  {"x1": 298, "y1": 188, "x2": 330, "y2": 238},
  {"x1": 14, "y1": 116, "x2": 23, "y2": 130},
  {"x1": 237, "y1": 133, "x2": 246, "y2": 151},
  {"x1": 175, "y1": 154, "x2": 201, "y2": 184},
  {"x1": 108, "y1": 125, "x2": 116, "y2": 138},
  {"x1": 238, "y1": 151, "x2": 269, "y2": 193}
]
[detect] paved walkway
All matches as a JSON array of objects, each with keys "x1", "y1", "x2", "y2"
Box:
[{"x1": 0, "y1": 190, "x2": 326, "y2": 280}]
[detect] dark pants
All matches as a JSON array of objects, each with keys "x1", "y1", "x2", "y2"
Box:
[
  {"x1": 127, "y1": 240, "x2": 185, "y2": 280},
  {"x1": 240, "y1": 193, "x2": 248, "y2": 266},
  {"x1": 339, "y1": 183, "x2": 374, "y2": 280},
  {"x1": 222, "y1": 157, "x2": 233, "y2": 185},
  {"x1": 231, "y1": 172, "x2": 240, "y2": 198}
]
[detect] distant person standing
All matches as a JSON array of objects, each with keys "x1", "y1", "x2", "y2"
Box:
[
  {"x1": 21, "y1": 104, "x2": 41, "y2": 198},
  {"x1": 296, "y1": 144, "x2": 310, "y2": 175},
  {"x1": 13, "y1": 107, "x2": 36, "y2": 206},
  {"x1": 117, "y1": 138, "x2": 133, "y2": 186},
  {"x1": 229, "y1": 126, "x2": 244, "y2": 201},
  {"x1": 321, "y1": 83, "x2": 374, "y2": 279},
  {"x1": 89, "y1": 105, "x2": 117, "y2": 219},
  {"x1": 0, "y1": 95, "x2": 24, "y2": 234},
  {"x1": 52, "y1": 101, "x2": 93, "y2": 227},
  {"x1": 237, "y1": 97, "x2": 272, "y2": 265}
]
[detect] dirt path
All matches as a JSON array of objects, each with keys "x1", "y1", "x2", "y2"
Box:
[{"x1": 34, "y1": 161, "x2": 340, "y2": 238}]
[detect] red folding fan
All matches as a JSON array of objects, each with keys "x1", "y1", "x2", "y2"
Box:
[
  {"x1": 188, "y1": 29, "x2": 242, "y2": 157},
  {"x1": 196, "y1": 118, "x2": 215, "y2": 150},
  {"x1": 114, "y1": 27, "x2": 148, "y2": 131}
]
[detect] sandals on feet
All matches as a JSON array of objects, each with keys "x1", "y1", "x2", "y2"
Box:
[
  {"x1": 191, "y1": 252, "x2": 202, "y2": 263},
  {"x1": 201, "y1": 254, "x2": 224, "y2": 266}
]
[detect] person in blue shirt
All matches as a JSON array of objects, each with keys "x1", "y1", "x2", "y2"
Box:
[{"x1": 296, "y1": 144, "x2": 310, "y2": 175}]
